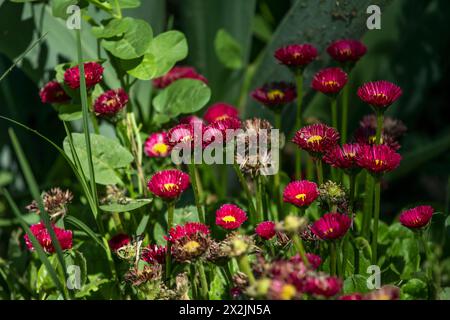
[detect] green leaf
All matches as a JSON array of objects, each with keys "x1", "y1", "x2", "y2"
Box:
[
  {"x1": 92, "y1": 18, "x2": 130, "y2": 39},
  {"x1": 65, "y1": 215, "x2": 106, "y2": 250},
  {"x1": 209, "y1": 269, "x2": 227, "y2": 300},
  {"x1": 153, "y1": 79, "x2": 211, "y2": 119},
  {"x1": 401, "y1": 278, "x2": 428, "y2": 300},
  {"x1": 56, "y1": 104, "x2": 82, "y2": 122},
  {"x1": 214, "y1": 28, "x2": 243, "y2": 69},
  {"x1": 123, "y1": 30, "x2": 188, "y2": 80},
  {"x1": 0, "y1": 171, "x2": 13, "y2": 187},
  {"x1": 343, "y1": 275, "x2": 370, "y2": 294},
  {"x1": 440, "y1": 287, "x2": 450, "y2": 300},
  {"x1": 98, "y1": 17, "x2": 153, "y2": 60},
  {"x1": 63, "y1": 133, "x2": 133, "y2": 185},
  {"x1": 100, "y1": 199, "x2": 152, "y2": 212},
  {"x1": 74, "y1": 274, "x2": 109, "y2": 299},
  {"x1": 110, "y1": 0, "x2": 141, "y2": 9},
  {"x1": 51, "y1": 0, "x2": 79, "y2": 19}
]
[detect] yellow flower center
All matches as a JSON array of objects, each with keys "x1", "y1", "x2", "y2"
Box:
[
  {"x1": 222, "y1": 215, "x2": 236, "y2": 223},
  {"x1": 152, "y1": 142, "x2": 168, "y2": 155},
  {"x1": 163, "y1": 183, "x2": 178, "y2": 192},
  {"x1": 280, "y1": 284, "x2": 297, "y2": 300},
  {"x1": 323, "y1": 80, "x2": 338, "y2": 87},
  {"x1": 181, "y1": 135, "x2": 193, "y2": 142},
  {"x1": 106, "y1": 98, "x2": 117, "y2": 106},
  {"x1": 339, "y1": 48, "x2": 352, "y2": 56},
  {"x1": 215, "y1": 115, "x2": 230, "y2": 121},
  {"x1": 267, "y1": 89, "x2": 285, "y2": 100},
  {"x1": 324, "y1": 227, "x2": 334, "y2": 235},
  {"x1": 375, "y1": 93, "x2": 388, "y2": 99},
  {"x1": 182, "y1": 240, "x2": 201, "y2": 253},
  {"x1": 295, "y1": 193, "x2": 306, "y2": 201},
  {"x1": 293, "y1": 52, "x2": 302, "y2": 59},
  {"x1": 375, "y1": 159, "x2": 384, "y2": 166},
  {"x1": 307, "y1": 135, "x2": 323, "y2": 143}
]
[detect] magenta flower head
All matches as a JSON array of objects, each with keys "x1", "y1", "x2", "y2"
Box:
[
  {"x1": 39, "y1": 81, "x2": 70, "y2": 104},
  {"x1": 311, "y1": 67, "x2": 348, "y2": 96},
  {"x1": 357, "y1": 80, "x2": 402, "y2": 110},
  {"x1": 215, "y1": 204, "x2": 248, "y2": 230},
  {"x1": 274, "y1": 44, "x2": 318, "y2": 71},
  {"x1": 144, "y1": 132, "x2": 171, "y2": 158},
  {"x1": 255, "y1": 221, "x2": 276, "y2": 240},
  {"x1": 356, "y1": 144, "x2": 401, "y2": 176},
  {"x1": 179, "y1": 115, "x2": 204, "y2": 126},
  {"x1": 327, "y1": 39, "x2": 367, "y2": 64},
  {"x1": 64, "y1": 62, "x2": 104, "y2": 89},
  {"x1": 251, "y1": 82, "x2": 296, "y2": 112},
  {"x1": 283, "y1": 180, "x2": 318, "y2": 208},
  {"x1": 323, "y1": 143, "x2": 362, "y2": 174},
  {"x1": 399, "y1": 205, "x2": 434, "y2": 230},
  {"x1": 203, "y1": 117, "x2": 242, "y2": 147},
  {"x1": 147, "y1": 169, "x2": 190, "y2": 201},
  {"x1": 93, "y1": 88, "x2": 129, "y2": 117},
  {"x1": 108, "y1": 233, "x2": 130, "y2": 252},
  {"x1": 142, "y1": 244, "x2": 166, "y2": 264},
  {"x1": 152, "y1": 66, "x2": 207, "y2": 89},
  {"x1": 289, "y1": 253, "x2": 322, "y2": 270},
  {"x1": 292, "y1": 123, "x2": 340, "y2": 157},
  {"x1": 167, "y1": 123, "x2": 195, "y2": 148},
  {"x1": 339, "y1": 293, "x2": 364, "y2": 300},
  {"x1": 311, "y1": 213, "x2": 351, "y2": 240},
  {"x1": 304, "y1": 275, "x2": 342, "y2": 297},
  {"x1": 24, "y1": 222, "x2": 72, "y2": 253},
  {"x1": 203, "y1": 102, "x2": 239, "y2": 123},
  {"x1": 165, "y1": 222, "x2": 210, "y2": 243}
]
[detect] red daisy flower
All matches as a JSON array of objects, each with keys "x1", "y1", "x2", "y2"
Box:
[
  {"x1": 255, "y1": 221, "x2": 276, "y2": 240},
  {"x1": 357, "y1": 80, "x2": 402, "y2": 109},
  {"x1": 179, "y1": 115, "x2": 204, "y2": 126},
  {"x1": 24, "y1": 222, "x2": 72, "y2": 254},
  {"x1": 203, "y1": 103, "x2": 239, "y2": 123},
  {"x1": 152, "y1": 66, "x2": 207, "y2": 89},
  {"x1": 39, "y1": 81, "x2": 70, "y2": 104},
  {"x1": 141, "y1": 244, "x2": 166, "y2": 264},
  {"x1": 93, "y1": 88, "x2": 129, "y2": 116},
  {"x1": 108, "y1": 233, "x2": 130, "y2": 252},
  {"x1": 311, "y1": 213, "x2": 351, "y2": 240},
  {"x1": 167, "y1": 123, "x2": 196, "y2": 148},
  {"x1": 251, "y1": 82, "x2": 296, "y2": 110},
  {"x1": 355, "y1": 144, "x2": 401, "y2": 175},
  {"x1": 311, "y1": 67, "x2": 348, "y2": 95},
  {"x1": 323, "y1": 143, "x2": 362, "y2": 171},
  {"x1": 327, "y1": 39, "x2": 367, "y2": 63},
  {"x1": 165, "y1": 222, "x2": 210, "y2": 243},
  {"x1": 203, "y1": 117, "x2": 242, "y2": 147},
  {"x1": 147, "y1": 169, "x2": 190, "y2": 200},
  {"x1": 304, "y1": 275, "x2": 342, "y2": 297},
  {"x1": 215, "y1": 204, "x2": 248, "y2": 230},
  {"x1": 63, "y1": 62, "x2": 104, "y2": 89},
  {"x1": 283, "y1": 180, "x2": 318, "y2": 208},
  {"x1": 274, "y1": 44, "x2": 318, "y2": 69},
  {"x1": 292, "y1": 123, "x2": 340, "y2": 156},
  {"x1": 144, "y1": 132, "x2": 171, "y2": 158},
  {"x1": 399, "y1": 205, "x2": 434, "y2": 229}
]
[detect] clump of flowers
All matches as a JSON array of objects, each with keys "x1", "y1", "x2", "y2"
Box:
[
  {"x1": 63, "y1": 62, "x2": 104, "y2": 89},
  {"x1": 24, "y1": 222, "x2": 73, "y2": 253},
  {"x1": 39, "y1": 81, "x2": 70, "y2": 104}
]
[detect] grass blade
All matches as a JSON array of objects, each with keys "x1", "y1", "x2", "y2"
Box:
[{"x1": 65, "y1": 215, "x2": 106, "y2": 250}]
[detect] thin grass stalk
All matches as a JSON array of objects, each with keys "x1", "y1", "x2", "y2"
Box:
[
  {"x1": 232, "y1": 163, "x2": 258, "y2": 222},
  {"x1": 188, "y1": 162, "x2": 205, "y2": 224},
  {"x1": 295, "y1": 71, "x2": 304, "y2": 179},
  {"x1": 341, "y1": 84, "x2": 349, "y2": 144},
  {"x1": 165, "y1": 201, "x2": 175, "y2": 280}
]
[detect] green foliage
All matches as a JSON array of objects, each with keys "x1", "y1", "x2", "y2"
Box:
[
  {"x1": 100, "y1": 199, "x2": 152, "y2": 212},
  {"x1": 401, "y1": 278, "x2": 429, "y2": 300},
  {"x1": 214, "y1": 29, "x2": 243, "y2": 70}
]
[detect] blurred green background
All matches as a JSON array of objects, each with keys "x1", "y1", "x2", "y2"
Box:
[{"x1": 1, "y1": 0, "x2": 449, "y2": 255}]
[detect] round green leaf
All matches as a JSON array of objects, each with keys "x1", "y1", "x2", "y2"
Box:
[{"x1": 214, "y1": 28, "x2": 243, "y2": 70}]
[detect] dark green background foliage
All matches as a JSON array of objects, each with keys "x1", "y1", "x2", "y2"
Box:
[{"x1": 0, "y1": 0, "x2": 450, "y2": 298}]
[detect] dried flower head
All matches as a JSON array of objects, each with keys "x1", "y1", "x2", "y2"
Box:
[
  {"x1": 278, "y1": 215, "x2": 308, "y2": 234},
  {"x1": 171, "y1": 231, "x2": 211, "y2": 263},
  {"x1": 318, "y1": 181, "x2": 348, "y2": 210},
  {"x1": 221, "y1": 233, "x2": 255, "y2": 257},
  {"x1": 26, "y1": 188, "x2": 73, "y2": 221},
  {"x1": 124, "y1": 264, "x2": 162, "y2": 286}
]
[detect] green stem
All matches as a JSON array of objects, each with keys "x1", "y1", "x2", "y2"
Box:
[
  {"x1": 331, "y1": 98, "x2": 338, "y2": 131},
  {"x1": 420, "y1": 232, "x2": 433, "y2": 280},
  {"x1": 349, "y1": 173, "x2": 356, "y2": 214},
  {"x1": 197, "y1": 262, "x2": 209, "y2": 300},
  {"x1": 256, "y1": 175, "x2": 264, "y2": 223},
  {"x1": 165, "y1": 202, "x2": 175, "y2": 280},
  {"x1": 330, "y1": 242, "x2": 337, "y2": 276},
  {"x1": 341, "y1": 235, "x2": 349, "y2": 278},
  {"x1": 362, "y1": 173, "x2": 374, "y2": 238},
  {"x1": 371, "y1": 179, "x2": 381, "y2": 264},
  {"x1": 295, "y1": 72, "x2": 303, "y2": 179},
  {"x1": 237, "y1": 255, "x2": 256, "y2": 286},
  {"x1": 273, "y1": 112, "x2": 283, "y2": 219},
  {"x1": 232, "y1": 163, "x2": 258, "y2": 221},
  {"x1": 188, "y1": 162, "x2": 205, "y2": 224},
  {"x1": 292, "y1": 234, "x2": 310, "y2": 267},
  {"x1": 315, "y1": 159, "x2": 324, "y2": 185},
  {"x1": 341, "y1": 85, "x2": 349, "y2": 144},
  {"x1": 375, "y1": 110, "x2": 383, "y2": 145}
]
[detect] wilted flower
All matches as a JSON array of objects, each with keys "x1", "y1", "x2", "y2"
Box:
[
  {"x1": 318, "y1": 181, "x2": 348, "y2": 210},
  {"x1": 215, "y1": 204, "x2": 248, "y2": 230},
  {"x1": 203, "y1": 102, "x2": 239, "y2": 123},
  {"x1": 303, "y1": 275, "x2": 342, "y2": 297},
  {"x1": 311, "y1": 67, "x2": 348, "y2": 96},
  {"x1": 124, "y1": 264, "x2": 162, "y2": 286},
  {"x1": 93, "y1": 88, "x2": 129, "y2": 116},
  {"x1": 255, "y1": 221, "x2": 276, "y2": 240},
  {"x1": 300, "y1": 225, "x2": 319, "y2": 242},
  {"x1": 64, "y1": 62, "x2": 104, "y2": 89},
  {"x1": 147, "y1": 169, "x2": 190, "y2": 201},
  {"x1": 283, "y1": 180, "x2": 318, "y2": 208},
  {"x1": 357, "y1": 80, "x2": 402, "y2": 109},
  {"x1": 311, "y1": 213, "x2": 351, "y2": 240},
  {"x1": 144, "y1": 132, "x2": 171, "y2": 158},
  {"x1": 153, "y1": 66, "x2": 207, "y2": 89},
  {"x1": 251, "y1": 82, "x2": 296, "y2": 111},
  {"x1": 279, "y1": 215, "x2": 308, "y2": 234},
  {"x1": 399, "y1": 205, "x2": 434, "y2": 229},
  {"x1": 355, "y1": 144, "x2": 401, "y2": 176},
  {"x1": 364, "y1": 285, "x2": 400, "y2": 300},
  {"x1": 171, "y1": 231, "x2": 211, "y2": 263},
  {"x1": 166, "y1": 222, "x2": 210, "y2": 243},
  {"x1": 26, "y1": 188, "x2": 73, "y2": 221},
  {"x1": 39, "y1": 81, "x2": 70, "y2": 104},
  {"x1": 141, "y1": 244, "x2": 166, "y2": 264},
  {"x1": 354, "y1": 115, "x2": 406, "y2": 150},
  {"x1": 323, "y1": 143, "x2": 362, "y2": 173},
  {"x1": 108, "y1": 233, "x2": 131, "y2": 252},
  {"x1": 327, "y1": 39, "x2": 367, "y2": 64},
  {"x1": 24, "y1": 222, "x2": 73, "y2": 253},
  {"x1": 359, "y1": 114, "x2": 407, "y2": 140},
  {"x1": 274, "y1": 44, "x2": 318, "y2": 70},
  {"x1": 221, "y1": 233, "x2": 255, "y2": 257},
  {"x1": 292, "y1": 123, "x2": 340, "y2": 157}
]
